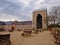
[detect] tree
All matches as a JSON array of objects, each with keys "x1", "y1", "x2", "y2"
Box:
[{"x1": 49, "y1": 6, "x2": 60, "y2": 28}]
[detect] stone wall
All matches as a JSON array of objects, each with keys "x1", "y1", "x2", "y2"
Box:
[{"x1": 2, "y1": 25, "x2": 32, "y2": 30}]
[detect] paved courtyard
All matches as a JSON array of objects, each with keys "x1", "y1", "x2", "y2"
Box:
[{"x1": 10, "y1": 31, "x2": 56, "y2": 45}]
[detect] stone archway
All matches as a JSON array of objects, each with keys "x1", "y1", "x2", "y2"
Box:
[{"x1": 36, "y1": 14, "x2": 42, "y2": 29}]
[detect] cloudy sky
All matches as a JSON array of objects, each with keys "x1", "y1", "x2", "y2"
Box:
[{"x1": 0, "y1": 0, "x2": 60, "y2": 21}]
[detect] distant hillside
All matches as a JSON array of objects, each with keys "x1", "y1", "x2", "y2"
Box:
[
  {"x1": 5, "y1": 21, "x2": 32, "y2": 25},
  {"x1": 0, "y1": 21, "x2": 5, "y2": 25},
  {"x1": 5, "y1": 21, "x2": 12, "y2": 25}
]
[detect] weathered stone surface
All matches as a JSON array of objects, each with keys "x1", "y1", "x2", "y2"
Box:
[{"x1": 33, "y1": 10, "x2": 47, "y2": 29}]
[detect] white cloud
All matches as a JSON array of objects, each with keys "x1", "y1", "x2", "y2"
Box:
[
  {"x1": 0, "y1": 0, "x2": 60, "y2": 21},
  {"x1": 18, "y1": 0, "x2": 31, "y2": 6},
  {"x1": 0, "y1": 7, "x2": 4, "y2": 10},
  {"x1": 33, "y1": 0, "x2": 45, "y2": 9},
  {"x1": 0, "y1": 14, "x2": 20, "y2": 21},
  {"x1": 44, "y1": 0, "x2": 60, "y2": 7}
]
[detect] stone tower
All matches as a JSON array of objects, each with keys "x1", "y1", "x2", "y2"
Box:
[{"x1": 32, "y1": 9, "x2": 47, "y2": 29}]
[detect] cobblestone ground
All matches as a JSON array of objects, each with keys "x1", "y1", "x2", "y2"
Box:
[{"x1": 10, "y1": 31, "x2": 57, "y2": 45}]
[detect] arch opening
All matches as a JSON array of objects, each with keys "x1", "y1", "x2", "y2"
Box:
[{"x1": 36, "y1": 14, "x2": 42, "y2": 29}]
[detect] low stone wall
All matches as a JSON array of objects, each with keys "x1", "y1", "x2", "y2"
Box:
[{"x1": 3, "y1": 25, "x2": 32, "y2": 30}]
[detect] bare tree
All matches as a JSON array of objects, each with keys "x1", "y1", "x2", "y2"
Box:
[{"x1": 49, "y1": 6, "x2": 60, "y2": 28}]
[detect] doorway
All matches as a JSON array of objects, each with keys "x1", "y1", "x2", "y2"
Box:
[{"x1": 36, "y1": 14, "x2": 42, "y2": 29}]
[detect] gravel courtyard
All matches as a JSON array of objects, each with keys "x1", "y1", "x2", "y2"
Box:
[{"x1": 8, "y1": 30, "x2": 57, "y2": 45}]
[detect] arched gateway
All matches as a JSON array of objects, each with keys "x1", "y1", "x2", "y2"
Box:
[
  {"x1": 36, "y1": 14, "x2": 42, "y2": 29},
  {"x1": 33, "y1": 9, "x2": 47, "y2": 29}
]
